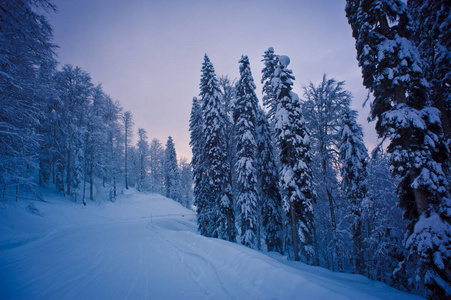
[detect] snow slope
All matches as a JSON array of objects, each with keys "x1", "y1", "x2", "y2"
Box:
[{"x1": 0, "y1": 189, "x2": 424, "y2": 300}]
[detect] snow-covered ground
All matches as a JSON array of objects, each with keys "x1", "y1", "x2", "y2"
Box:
[{"x1": 0, "y1": 188, "x2": 423, "y2": 300}]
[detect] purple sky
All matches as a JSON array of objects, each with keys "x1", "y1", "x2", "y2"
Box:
[{"x1": 47, "y1": 0, "x2": 377, "y2": 159}]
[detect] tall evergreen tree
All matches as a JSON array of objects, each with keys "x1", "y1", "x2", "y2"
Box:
[
  {"x1": 179, "y1": 157, "x2": 193, "y2": 208},
  {"x1": 200, "y1": 54, "x2": 234, "y2": 241},
  {"x1": 149, "y1": 138, "x2": 165, "y2": 194},
  {"x1": 164, "y1": 136, "x2": 181, "y2": 202},
  {"x1": 346, "y1": 1, "x2": 450, "y2": 298},
  {"x1": 408, "y1": 0, "x2": 451, "y2": 143},
  {"x1": 263, "y1": 51, "x2": 315, "y2": 262},
  {"x1": 137, "y1": 128, "x2": 149, "y2": 191},
  {"x1": 234, "y1": 55, "x2": 259, "y2": 249},
  {"x1": 256, "y1": 107, "x2": 283, "y2": 253},
  {"x1": 189, "y1": 96, "x2": 210, "y2": 235},
  {"x1": 338, "y1": 109, "x2": 369, "y2": 274},
  {"x1": 123, "y1": 111, "x2": 134, "y2": 190}
]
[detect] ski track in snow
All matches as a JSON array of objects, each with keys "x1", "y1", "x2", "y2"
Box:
[{"x1": 0, "y1": 190, "x2": 424, "y2": 300}]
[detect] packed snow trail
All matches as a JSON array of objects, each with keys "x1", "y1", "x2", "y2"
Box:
[{"x1": 0, "y1": 189, "x2": 423, "y2": 299}]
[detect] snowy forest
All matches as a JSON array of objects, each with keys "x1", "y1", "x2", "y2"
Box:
[
  {"x1": 1, "y1": 0, "x2": 450, "y2": 300},
  {"x1": 0, "y1": 1, "x2": 193, "y2": 208},
  {"x1": 189, "y1": 2, "x2": 450, "y2": 299}
]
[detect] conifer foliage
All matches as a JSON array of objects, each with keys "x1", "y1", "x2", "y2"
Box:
[
  {"x1": 256, "y1": 107, "x2": 283, "y2": 253},
  {"x1": 234, "y1": 55, "x2": 259, "y2": 248},
  {"x1": 263, "y1": 50, "x2": 316, "y2": 262},
  {"x1": 164, "y1": 136, "x2": 181, "y2": 203},
  {"x1": 198, "y1": 54, "x2": 234, "y2": 241},
  {"x1": 338, "y1": 109, "x2": 369, "y2": 273},
  {"x1": 346, "y1": 1, "x2": 451, "y2": 298}
]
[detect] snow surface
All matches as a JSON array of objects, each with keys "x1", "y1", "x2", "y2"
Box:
[{"x1": 0, "y1": 188, "x2": 424, "y2": 300}]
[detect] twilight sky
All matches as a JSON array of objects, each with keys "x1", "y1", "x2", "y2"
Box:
[{"x1": 47, "y1": 0, "x2": 377, "y2": 159}]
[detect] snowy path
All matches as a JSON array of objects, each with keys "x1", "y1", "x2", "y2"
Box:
[{"x1": 0, "y1": 190, "x2": 423, "y2": 299}]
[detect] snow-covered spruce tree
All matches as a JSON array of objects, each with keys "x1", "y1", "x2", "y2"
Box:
[
  {"x1": 0, "y1": 0, "x2": 57, "y2": 200},
  {"x1": 338, "y1": 109, "x2": 369, "y2": 274},
  {"x1": 164, "y1": 136, "x2": 181, "y2": 203},
  {"x1": 302, "y1": 74, "x2": 352, "y2": 270},
  {"x1": 179, "y1": 157, "x2": 193, "y2": 208},
  {"x1": 264, "y1": 52, "x2": 315, "y2": 262},
  {"x1": 261, "y1": 47, "x2": 279, "y2": 118},
  {"x1": 189, "y1": 96, "x2": 211, "y2": 235},
  {"x1": 256, "y1": 107, "x2": 283, "y2": 253},
  {"x1": 137, "y1": 128, "x2": 149, "y2": 192},
  {"x1": 200, "y1": 54, "x2": 234, "y2": 241},
  {"x1": 233, "y1": 55, "x2": 259, "y2": 249},
  {"x1": 149, "y1": 138, "x2": 165, "y2": 195},
  {"x1": 408, "y1": 0, "x2": 451, "y2": 144},
  {"x1": 218, "y1": 76, "x2": 237, "y2": 242},
  {"x1": 346, "y1": 1, "x2": 450, "y2": 298},
  {"x1": 123, "y1": 111, "x2": 134, "y2": 190}
]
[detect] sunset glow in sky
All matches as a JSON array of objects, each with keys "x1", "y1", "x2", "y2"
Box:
[{"x1": 47, "y1": 0, "x2": 376, "y2": 159}]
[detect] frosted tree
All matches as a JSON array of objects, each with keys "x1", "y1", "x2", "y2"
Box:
[
  {"x1": 149, "y1": 138, "x2": 165, "y2": 194},
  {"x1": 189, "y1": 96, "x2": 210, "y2": 235},
  {"x1": 123, "y1": 111, "x2": 134, "y2": 190},
  {"x1": 346, "y1": 1, "x2": 450, "y2": 298},
  {"x1": 364, "y1": 150, "x2": 406, "y2": 285},
  {"x1": 218, "y1": 76, "x2": 236, "y2": 240},
  {"x1": 338, "y1": 109, "x2": 369, "y2": 274},
  {"x1": 302, "y1": 75, "x2": 353, "y2": 270},
  {"x1": 408, "y1": 0, "x2": 451, "y2": 143},
  {"x1": 0, "y1": 0, "x2": 56, "y2": 200},
  {"x1": 256, "y1": 107, "x2": 283, "y2": 253},
  {"x1": 53, "y1": 65, "x2": 93, "y2": 199},
  {"x1": 179, "y1": 157, "x2": 193, "y2": 208},
  {"x1": 263, "y1": 50, "x2": 315, "y2": 262},
  {"x1": 233, "y1": 55, "x2": 259, "y2": 248},
  {"x1": 200, "y1": 54, "x2": 234, "y2": 241},
  {"x1": 137, "y1": 128, "x2": 149, "y2": 191},
  {"x1": 102, "y1": 97, "x2": 123, "y2": 200},
  {"x1": 164, "y1": 136, "x2": 181, "y2": 202},
  {"x1": 261, "y1": 47, "x2": 278, "y2": 118}
]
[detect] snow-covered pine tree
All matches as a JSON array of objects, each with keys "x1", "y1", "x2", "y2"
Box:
[
  {"x1": 408, "y1": 0, "x2": 451, "y2": 144},
  {"x1": 346, "y1": 1, "x2": 451, "y2": 298},
  {"x1": 123, "y1": 111, "x2": 134, "y2": 190},
  {"x1": 256, "y1": 107, "x2": 283, "y2": 253},
  {"x1": 338, "y1": 108, "x2": 369, "y2": 274},
  {"x1": 218, "y1": 76, "x2": 237, "y2": 242},
  {"x1": 261, "y1": 47, "x2": 279, "y2": 119},
  {"x1": 189, "y1": 96, "x2": 210, "y2": 235},
  {"x1": 164, "y1": 136, "x2": 181, "y2": 203},
  {"x1": 233, "y1": 55, "x2": 259, "y2": 249},
  {"x1": 264, "y1": 51, "x2": 315, "y2": 262},
  {"x1": 149, "y1": 138, "x2": 165, "y2": 195},
  {"x1": 179, "y1": 157, "x2": 193, "y2": 208},
  {"x1": 137, "y1": 128, "x2": 149, "y2": 192},
  {"x1": 200, "y1": 54, "x2": 234, "y2": 241}
]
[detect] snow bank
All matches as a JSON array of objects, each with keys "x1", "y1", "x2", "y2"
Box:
[{"x1": 0, "y1": 188, "x2": 424, "y2": 299}]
